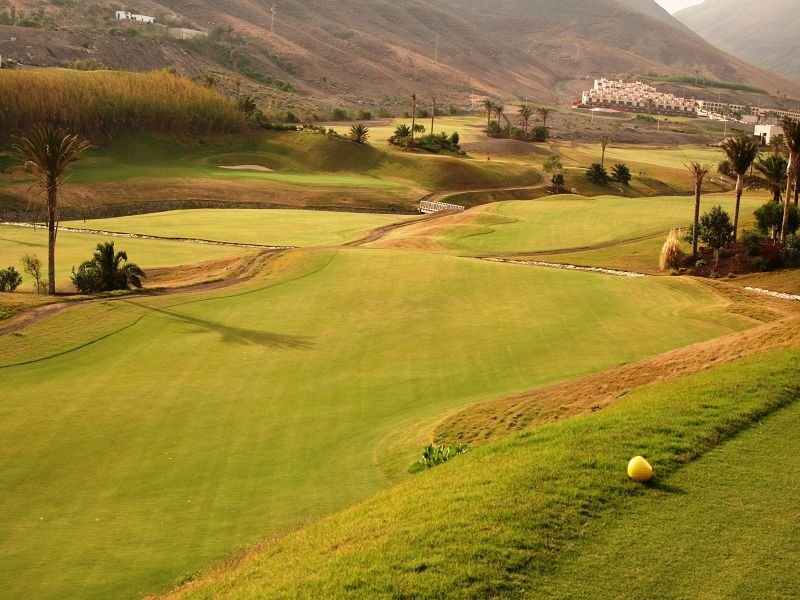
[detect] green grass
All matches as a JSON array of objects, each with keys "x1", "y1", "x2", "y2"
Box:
[
  {"x1": 540, "y1": 399, "x2": 800, "y2": 599},
  {"x1": 8, "y1": 131, "x2": 533, "y2": 193},
  {"x1": 62, "y1": 209, "x2": 412, "y2": 247},
  {"x1": 0, "y1": 248, "x2": 752, "y2": 599},
  {"x1": 162, "y1": 345, "x2": 800, "y2": 599},
  {"x1": 383, "y1": 192, "x2": 768, "y2": 255},
  {"x1": 0, "y1": 224, "x2": 248, "y2": 290}
]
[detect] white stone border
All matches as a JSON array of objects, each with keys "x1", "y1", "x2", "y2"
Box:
[
  {"x1": 0, "y1": 222, "x2": 294, "y2": 250},
  {"x1": 482, "y1": 257, "x2": 646, "y2": 278},
  {"x1": 744, "y1": 287, "x2": 800, "y2": 302}
]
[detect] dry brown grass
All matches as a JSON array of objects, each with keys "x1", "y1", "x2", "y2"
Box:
[{"x1": 0, "y1": 69, "x2": 246, "y2": 136}]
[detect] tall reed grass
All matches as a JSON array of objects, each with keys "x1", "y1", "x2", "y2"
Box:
[{"x1": 0, "y1": 68, "x2": 247, "y2": 137}]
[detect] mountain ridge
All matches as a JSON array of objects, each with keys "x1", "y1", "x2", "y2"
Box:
[{"x1": 675, "y1": 0, "x2": 800, "y2": 83}]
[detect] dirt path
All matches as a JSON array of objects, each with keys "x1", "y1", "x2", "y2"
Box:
[{"x1": 0, "y1": 250, "x2": 279, "y2": 337}]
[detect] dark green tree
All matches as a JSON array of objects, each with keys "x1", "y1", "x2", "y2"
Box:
[
  {"x1": 0, "y1": 266, "x2": 22, "y2": 292},
  {"x1": 699, "y1": 205, "x2": 734, "y2": 268},
  {"x1": 754, "y1": 201, "x2": 798, "y2": 241}
]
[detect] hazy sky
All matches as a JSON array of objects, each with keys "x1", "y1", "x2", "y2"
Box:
[{"x1": 655, "y1": 0, "x2": 706, "y2": 13}]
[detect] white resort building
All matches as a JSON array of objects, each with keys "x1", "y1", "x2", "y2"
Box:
[
  {"x1": 115, "y1": 11, "x2": 155, "y2": 24},
  {"x1": 580, "y1": 79, "x2": 696, "y2": 116}
]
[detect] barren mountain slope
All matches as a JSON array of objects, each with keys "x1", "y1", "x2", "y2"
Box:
[
  {"x1": 2, "y1": 0, "x2": 798, "y2": 104},
  {"x1": 676, "y1": 0, "x2": 800, "y2": 82}
]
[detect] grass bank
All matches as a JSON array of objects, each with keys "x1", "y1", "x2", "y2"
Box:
[{"x1": 164, "y1": 345, "x2": 800, "y2": 598}]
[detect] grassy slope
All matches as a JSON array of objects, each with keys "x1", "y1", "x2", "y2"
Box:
[
  {"x1": 541, "y1": 399, "x2": 800, "y2": 599},
  {"x1": 61, "y1": 209, "x2": 412, "y2": 247},
  {"x1": 164, "y1": 346, "x2": 800, "y2": 599},
  {"x1": 378, "y1": 192, "x2": 767, "y2": 256},
  {"x1": 0, "y1": 249, "x2": 751, "y2": 599},
  {"x1": 1, "y1": 130, "x2": 536, "y2": 214},
  {"x1": 0, "y1": 224, "x2": 249, "y2": 290}
]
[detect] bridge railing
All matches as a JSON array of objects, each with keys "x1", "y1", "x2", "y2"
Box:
[{"x1": 419, "y1": 200, "x2": 465, "y2": 214}]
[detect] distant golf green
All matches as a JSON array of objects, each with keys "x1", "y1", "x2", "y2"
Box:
[
  {"x1": 0, "y1": 224, "x2": 248, "y2": 289},
  {"x1": 63, "y1": 209, "x2": 413, "y2": 247},
  {"x1": 0, "y1": 248, "x2": 753, "y2": 599},
  {"x1": 382, "y1": 193, "x2": 767, "y2": 254}
]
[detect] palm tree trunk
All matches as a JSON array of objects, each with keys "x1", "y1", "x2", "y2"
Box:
[
  {"x1": 47, "y1": 184, "x2": 57, "y2": 295},
  {"x1": 732, "y1": 175, "x2": 743, "y2": 241},
  {"x1": 693, "y1": 184, "x2": 701, "y2": 258},
  {"x1": 782, "y1": 154, "x2": 796, "y2": 242},
  {"x1": 411, "y1": 95, "x2": 417, "y2": 145}
]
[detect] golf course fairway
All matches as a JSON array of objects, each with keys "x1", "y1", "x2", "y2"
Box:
[{"x1": 0, "y1": 248, "x2": 757, "y2": 598}]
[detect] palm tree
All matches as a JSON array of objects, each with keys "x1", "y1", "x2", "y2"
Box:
[
  {"x1": 494, "y1": 104, "x2": 505, "y2": 127},
  {"x1": 11, "y1": 125, "x2": 91, "y2": 295},
  {"x1": 349, "y1": 123, "x2": 370, "y2": 144},
  {"x1": 73, "y1": 242, "x2": 145, "y2": 293},
  {"x1": 720, "y1": 134, "x2": 760, "y2": 240},
  {"x1": 686, "y1": 162, "x2": 713, "y2": 258},
  {"x1": 394, "y1": 124, "x2": 412, "y2": 148},
  {"x1": 93, "y1": 242, "x2": 145, "y2": 291},
  {"x1": 748, "y1": 154, "x2": 787, "y2": 203},
  {"x1": 483, "y1": 98, "x2": 494, "y2": 130},
  {"x1": 780, "y1": 117, "x2": 800, "y2": 241},
  {"x1": 536, "y1": 106, "x2": 552, "y2": 129},
  {"x1": 770, "y1": 133, "x2": 785, "y2": 155},
  {"x1": 599, "y1": 134, "x2": 610, "y2": 167},
  {"x1": 518, "y1": 105, "x2": 533, "y2": 135}
]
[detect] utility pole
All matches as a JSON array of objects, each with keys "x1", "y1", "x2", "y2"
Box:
[{"x1": 271, "y1": 4, "x2": 276, "y2": 33}]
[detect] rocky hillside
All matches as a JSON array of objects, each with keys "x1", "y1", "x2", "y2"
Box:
[
  {"x1": 1, "y1": 0, "x2": 798, "y2": 111},
  {"x1": 676, "y1": 0, "x2": 800, "y2": 82}
]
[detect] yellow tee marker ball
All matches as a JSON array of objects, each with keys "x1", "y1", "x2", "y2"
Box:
[{"x1": 627, "y1": 456, "x2": 653, "y2": 482}]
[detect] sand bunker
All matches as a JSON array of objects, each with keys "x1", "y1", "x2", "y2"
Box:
[{"x1": 219, "y1": 164, "x2": 273, "y2": 172}]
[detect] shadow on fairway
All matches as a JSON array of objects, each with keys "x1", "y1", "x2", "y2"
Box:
[
  {"x1": 126, "y1": 301, "x2": 314, "y2": 349},
  {"x1": 647, "y1": 479, "x2": 687, "y2": 495}
]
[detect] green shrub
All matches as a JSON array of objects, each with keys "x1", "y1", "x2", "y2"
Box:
[
  {"x1": 699, "y1": 206, "x2": 734, "y2": 253},
  {"x1": 740, "y1": 230, "x2": 762, "y2": 256},
  {"x1": 753, "y1": 257, "x2": 769, "y2": 272},
  {"x1": 0, "y1": 266, "x2": 22, "y2": 292},
  {"x1": 782, "y1": 235, "x2": 800, "y2": 266},
  {"x1": 586, "y1": 163, "x2": 609, "y2": 185},
  {"x1": 611, "y1": 163, "x2": 631, "y2": 185},
  {"x1": 530, "y1": 126, "x2": 549, "y2": 142},
  {"x1": 754, "y1": 201, "x2": 798, "y2": 240},
  {"x1": 413, "y1": 443, "x2": 469, "y2": 471},
  {"x1": 71, "y1": 242, "x2": 145, "y2": 294}
]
